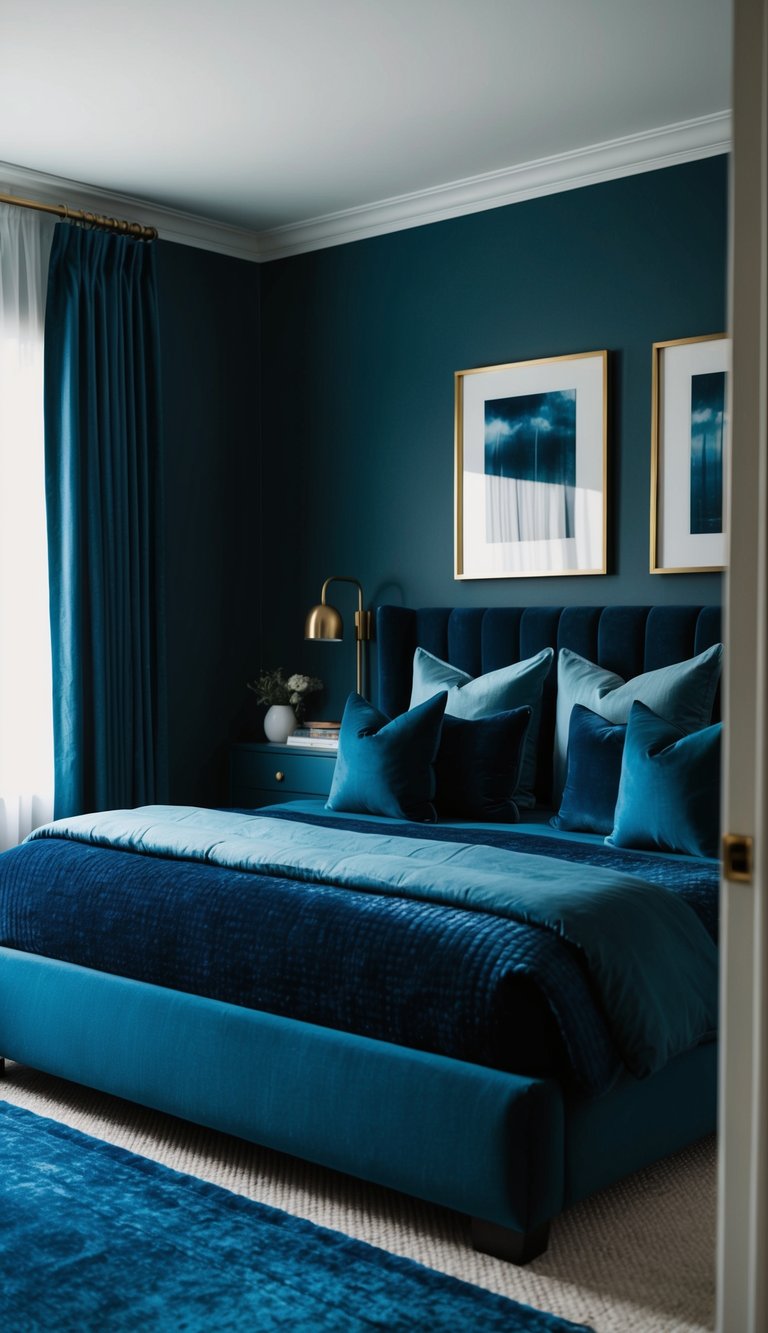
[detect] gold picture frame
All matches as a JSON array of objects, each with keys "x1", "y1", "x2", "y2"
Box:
[
  {"x1": 650, "y1": 333, "x2": 729, "y2": 574},
  {"x1": 455, "y1": 350, "x2": 607, "y2": 579}
]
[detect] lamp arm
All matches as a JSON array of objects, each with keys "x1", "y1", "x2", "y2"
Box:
[
  {"x1": 320, "y1": 575, "x2": 362, "y2": 610},
  {"x1": 318, "y1": 576, "x2": 373, "y2": 697}
]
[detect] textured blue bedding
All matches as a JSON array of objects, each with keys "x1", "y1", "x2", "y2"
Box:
[
  {"x1": 0, "y1": 806, "x2": 718, "y2": 1097},
  {"x1": 263, "y1": 802, "x2": 720, "y2": 943}
]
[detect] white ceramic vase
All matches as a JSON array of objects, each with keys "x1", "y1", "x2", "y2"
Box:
[{"x1": 263, "y1": 704, "x2": 298, "y2": 744}]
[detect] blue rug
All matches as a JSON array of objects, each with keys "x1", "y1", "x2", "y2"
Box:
[{"x1": 0, "y1": 1102, "x2": 593, "y2": 1331}]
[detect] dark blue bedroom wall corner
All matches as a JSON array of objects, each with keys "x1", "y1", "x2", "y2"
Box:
[
  {"x1": 157, "y1": 241, "x2": 261, "y2": 805},
  {"x1": 258, "y1": 256, "x2": 350, "y2": 722},
  {"x1": 260, "y1": 157, "x2": 727, "y2": 717}
]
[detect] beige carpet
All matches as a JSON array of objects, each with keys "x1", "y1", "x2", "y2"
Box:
[{"x1": 0, "y1": 1061, "x2": 715, "y2": 1333}]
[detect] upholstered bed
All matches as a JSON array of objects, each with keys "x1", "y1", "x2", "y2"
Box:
[{"x1": 0, "y1": 604, "x2": 721, "y2": 1263}]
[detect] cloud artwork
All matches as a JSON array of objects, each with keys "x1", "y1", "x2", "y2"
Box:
[
  {"x1": 690, "y1": 371, "x2": 725, "y2": 536},
  {"x1": 484, "y1": 389, "x2": 577, "y2": 543},
  {"x1": 485, "y1": 390, "x2": 576, "y2": 483}
]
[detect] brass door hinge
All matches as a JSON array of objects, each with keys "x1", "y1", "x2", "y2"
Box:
[{"x1": 722, "y1": 833, "x2": 754, "y2": 883}]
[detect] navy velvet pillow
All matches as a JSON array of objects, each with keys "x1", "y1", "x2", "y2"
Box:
[
  {"x1": 435, "y1": 707, "x2": 532, "y2": 823},
  {"x1": 606, "y1": 701, "x2": 722, "y2": 858},
  {"x1": 550, "y1": 705, "x2": 627, "y2": 835},
  {"x1": 326, "y1": 691, "x2": 447, "y2": 822},
  {"x1": 409, "y1": 646, "x2": 554, "y2": 809}
]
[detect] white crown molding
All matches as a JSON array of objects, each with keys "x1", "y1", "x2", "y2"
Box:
[
  {"x1": 0, "y1": 161, "x2": 262, "y2": 263},
  {"x1": 0, "y1": 111, "x2": 730, "y2": 266},
  {"x1": 256, "y1": 111, "x2": 732, "y2": 262}
]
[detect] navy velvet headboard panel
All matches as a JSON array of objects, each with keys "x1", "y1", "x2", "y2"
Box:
[{"x1": 376, "y1": 605, "x2": 722, "y2": 805}]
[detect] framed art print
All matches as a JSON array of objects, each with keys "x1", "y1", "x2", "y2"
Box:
[
  {"x1": 454, "y1": 350, "x2": 607, "y2": 579},
  {"x1": 650, "y1": 333, "x2": 729, "y2": 573}
]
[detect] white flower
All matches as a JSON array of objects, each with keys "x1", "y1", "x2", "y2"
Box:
[
  {"x1": 286, "y1": 673, "x2": 309, "y2": 691},
  {"x1": 286, "y1": 673, "x2": 322, "y2": 696}
]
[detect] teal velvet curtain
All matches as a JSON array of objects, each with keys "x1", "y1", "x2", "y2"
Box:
[{"x1": 44, "y1": 225, "x2": 166, "y2": 818}]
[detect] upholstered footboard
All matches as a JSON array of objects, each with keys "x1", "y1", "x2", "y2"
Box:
[
  {"x1": 0, "y1": 946, "x2": 564, "y2": 1258},
  {"x1": 0, "y1": 946, "x2": 716, "y2": 1262}
]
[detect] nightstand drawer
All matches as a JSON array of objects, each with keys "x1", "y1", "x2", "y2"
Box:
[
  {"x1": 233, "y1": 785, "x2": 317, "y2": 809},
  {"x1": 230, "y1": 743, "x2": 337, "y2": 806}
]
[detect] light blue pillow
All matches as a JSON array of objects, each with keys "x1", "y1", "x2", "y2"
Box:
[
  {"x1": 326, "y1": 690, "x2": 447, "y2": 822},
  {"x1": 409, "y1": 646, "x2": 554, "y2": 809},
  {"x1": 553, "y1": 643, "x2": 723, "y2": 803},
  {"x1": 607, "y1": 701, "x2": 722, "y2": 858}
]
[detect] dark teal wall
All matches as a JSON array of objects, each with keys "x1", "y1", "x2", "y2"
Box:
[
  {"x1": 260, "y1": 156, "x2": 728, "y2": 717},
  {"x1": 153, "y1": 155, "x2": 728, "y2": 788},
  {"x1": 157, "y1": 241, "x2": 261, "y2": 803}
]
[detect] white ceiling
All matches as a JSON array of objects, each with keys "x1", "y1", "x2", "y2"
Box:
[{"x1": 0, "y1": 0, "x2": 732, "y2": 255}]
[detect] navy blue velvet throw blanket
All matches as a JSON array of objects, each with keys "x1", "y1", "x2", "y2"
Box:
[{"x1": 0, "y1": 807, "x2": 719, "y2": 1096}]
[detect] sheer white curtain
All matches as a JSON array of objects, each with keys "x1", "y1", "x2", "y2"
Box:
[{"x1": 0, "y1": 204, "x2": 56, "y2": 849}]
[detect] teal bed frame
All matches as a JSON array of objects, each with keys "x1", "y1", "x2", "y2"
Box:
[
  {"x1": 0, "y1": 947, "x2": 716, "y2": 1262},
  {"x1": 0, "y1": 603, "x2": 720, "y2": 1262}
]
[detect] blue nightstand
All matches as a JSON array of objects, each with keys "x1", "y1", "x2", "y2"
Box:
[{"x1": 230, "y1": 742, "x2": 337, "y2": 808}]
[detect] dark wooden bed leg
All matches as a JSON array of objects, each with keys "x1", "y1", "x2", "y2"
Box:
[{"x1": 470, "y1": 1217, "x2": 550, "y2": 1264}]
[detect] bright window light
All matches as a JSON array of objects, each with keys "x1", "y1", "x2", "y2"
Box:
[{"x1": 0, "y1": 208, "x2": 54, "y2": 848}]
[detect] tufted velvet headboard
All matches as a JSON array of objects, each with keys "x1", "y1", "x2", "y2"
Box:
[{"x1": 376, "y1": 605, "x2": 722, "y2": 806}]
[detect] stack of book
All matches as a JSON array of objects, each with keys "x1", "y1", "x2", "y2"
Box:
[{"x1": 286, "y1": 722, "x2": 341, "y2": 751}]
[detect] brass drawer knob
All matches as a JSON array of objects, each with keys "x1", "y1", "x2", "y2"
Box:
[{"x1": 275, "y1": 771, "x2": 285, "y2": 783}]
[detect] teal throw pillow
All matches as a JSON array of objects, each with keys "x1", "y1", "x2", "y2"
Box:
[
  {"x1": 606, "y1": 701, "x2": 722, "y2": 858},
  {"x1": 326, "y1": 690, "x2": 447, "y2": 822},
  {"x1": 435, "y1": 707, "x2": 532, "y2": 823},
  {"x1": 550, "y1": 705, "x2": 626, "y2": 835},
  {"x1": 409, "y1": 646, "x2": 554, "y2": 809},
  {"x1": 553, "y1": 643, "x2": 723, "y2": 803}
]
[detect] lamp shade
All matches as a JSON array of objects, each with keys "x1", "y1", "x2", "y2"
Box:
[{"x1": 304, "y1": 601, "x2": 343, "y2": 641}]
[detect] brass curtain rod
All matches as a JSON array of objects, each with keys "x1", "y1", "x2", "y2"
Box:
[{"x1": 0, "y1": 189, "x2": 157, "y2": 241}]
